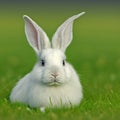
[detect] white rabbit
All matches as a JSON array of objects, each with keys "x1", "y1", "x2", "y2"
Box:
[{"x1": 10, "y1": 12, "x2": 85, "y2": 111}]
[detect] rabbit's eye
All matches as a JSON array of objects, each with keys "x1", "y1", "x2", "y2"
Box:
[
  {"x1": 41, "y1": 60, "x2": 45, "y2": 66},
  {"x1": 63, "y1": 60, "x2": 65, "y2": 66}
]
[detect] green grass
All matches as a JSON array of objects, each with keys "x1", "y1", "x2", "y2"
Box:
[{"x1": 0, "y1": 5, "x2": 120, "y2": 120}]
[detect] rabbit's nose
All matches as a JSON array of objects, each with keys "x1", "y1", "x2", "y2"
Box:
[{"x1": 51, "y1": 73, "x2": 58, "y2": 78}]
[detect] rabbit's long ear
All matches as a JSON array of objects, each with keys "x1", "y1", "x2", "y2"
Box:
[
  {"x1": 23, "y1": 15, "x2": 51, "y2": 55},
  {"x1": 52, "y1": 12, "x2": 85, "y2": 52}
]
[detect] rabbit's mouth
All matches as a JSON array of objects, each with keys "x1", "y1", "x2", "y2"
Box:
[
  {"x1": 48, "y1": 81, "x2": 63, "y2": 86},
  {"x1": 43, "y1": 79, "x2": 64, "y2": 86}
]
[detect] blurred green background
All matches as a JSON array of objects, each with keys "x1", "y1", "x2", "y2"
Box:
[{"x1": 0, "y1": 1, "x2": 120, "y2": 120}]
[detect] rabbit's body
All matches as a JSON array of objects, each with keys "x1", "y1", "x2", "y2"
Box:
[
  {"x1": 10, "y1": 12, "x2": 85, "y2": 110},
  {"x1": 10, "y1": 49, "x2": 82, "y2": 108}
]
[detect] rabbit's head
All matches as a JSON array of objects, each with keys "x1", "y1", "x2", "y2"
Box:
[{"x1": 23, "y1": 12, "x2": 85, "y2": 86}]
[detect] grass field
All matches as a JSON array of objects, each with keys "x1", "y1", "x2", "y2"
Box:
[{"x1": 0, "y1": 5, "x2": 120, "y2": 120}]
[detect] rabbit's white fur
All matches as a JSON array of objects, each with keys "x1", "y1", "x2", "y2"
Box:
[{"x1": 10, "y1": 12, "x2": 85, "y2": 109}]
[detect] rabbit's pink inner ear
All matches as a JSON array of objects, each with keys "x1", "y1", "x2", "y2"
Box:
[
  {"x1": 27, "y1": 21, "x2": 39, "y2": 50},
  {"x1": 24, "y1": 15, "x2": 51, "y2": 53},
  {"x1": 24, "y1": 16, "x2": 40, "y2": 52},
  {"x1": 51, "y1": 19, "x2": 73, "y2": 52}
]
